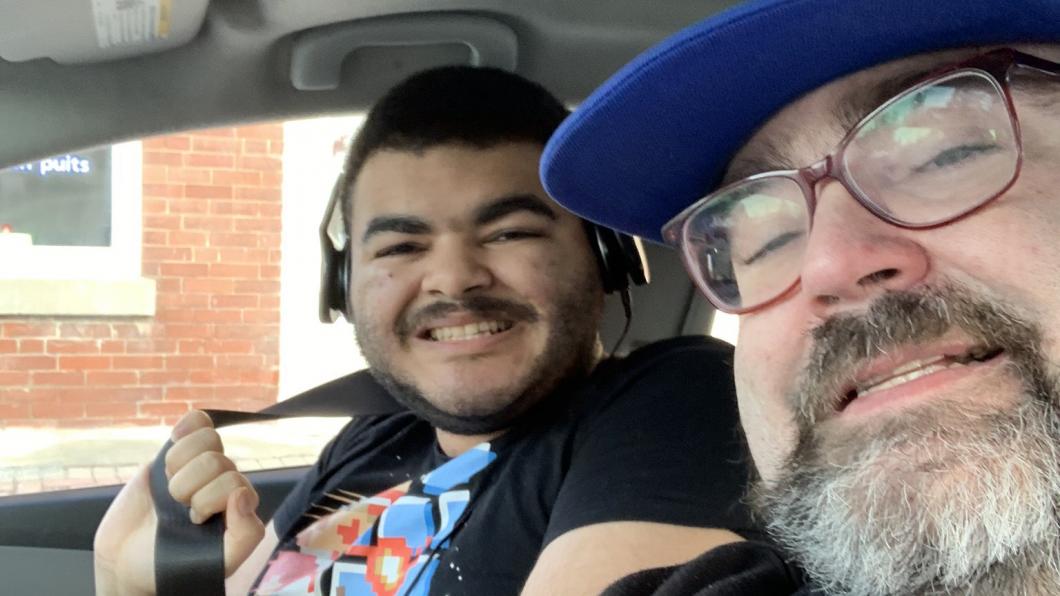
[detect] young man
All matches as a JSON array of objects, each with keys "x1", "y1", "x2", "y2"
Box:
[
  {"x1": 541, "y1": 0, "x2": 1060, "y2": 593},
  {"x1": 94, "y1": 67, "x2": 753, "y2": 596}
]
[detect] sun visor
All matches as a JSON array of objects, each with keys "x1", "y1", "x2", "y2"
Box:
[
  {"x1": 289, "y1": 13, "x2": 518, "y2": 91},
  {"x1": 0, "y1": 0, "x2": 209, "y2": 64}
]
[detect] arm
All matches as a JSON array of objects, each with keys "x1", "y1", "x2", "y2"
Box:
[
  {"x1": 522, "y1": 337, "x2": 754, "y2": 596},
  {"x1": 225, "y1": 521, "x2": 279, "y2": 595},
  {"x1": 521, "y1": 522, "x2": 743, "y2": 596}
]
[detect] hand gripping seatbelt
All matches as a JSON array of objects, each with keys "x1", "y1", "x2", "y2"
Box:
[{"x1": 147, "y1": 369, "x2": 403, "y2": 596}]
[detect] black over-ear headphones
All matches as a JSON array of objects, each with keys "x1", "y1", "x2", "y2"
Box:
[{"x1": 319, "y1": 174, "x2": 650, "y2": 323}]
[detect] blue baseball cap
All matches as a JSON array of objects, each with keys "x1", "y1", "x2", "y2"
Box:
[{"x1": 541, "y1": 0, "x2": 1060, "y2": 243}]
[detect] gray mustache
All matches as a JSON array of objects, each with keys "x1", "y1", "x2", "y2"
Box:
[{"x1": 793, "y1": 284, "x2": 1039, "y2": 425}]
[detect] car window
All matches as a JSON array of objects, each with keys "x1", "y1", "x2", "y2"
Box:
[
  {"x1": 710, "y1": 311, "x2": 739, "y2": 345},
  {"x1": 0, "y1": 114, "x2": 369, "y2": 496}
]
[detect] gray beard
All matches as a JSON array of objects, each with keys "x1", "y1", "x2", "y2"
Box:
[{"x1": 752, "y1": 285, "x2": 1060, "y2": 595}]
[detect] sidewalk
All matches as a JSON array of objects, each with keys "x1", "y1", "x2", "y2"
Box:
[{"x1": 0, "y1": 418, "x2": 348, "y2": 496}]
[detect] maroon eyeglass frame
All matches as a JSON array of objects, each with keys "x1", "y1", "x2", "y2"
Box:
[{"x1": 662, "y1": 48, "x2": 1060, "y2": 315}]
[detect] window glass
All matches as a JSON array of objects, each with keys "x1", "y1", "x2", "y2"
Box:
[{"x1": 0, "y1": 115, "x2": 367, "y2": 497}]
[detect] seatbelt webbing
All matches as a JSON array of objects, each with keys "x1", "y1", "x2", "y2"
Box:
[{"x1": 148, "y1": 369, "x2": 403, "y2": 596}]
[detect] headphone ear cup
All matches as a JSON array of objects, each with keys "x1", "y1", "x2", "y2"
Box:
[
  {"x1": 319, "y1": 241, "x2": 350, "y2": 323},
  {"x1": 588, "y1": 223, "x2": 650, "y2": 294}
]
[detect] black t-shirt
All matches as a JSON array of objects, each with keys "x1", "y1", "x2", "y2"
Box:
[
  {"x1": 601, "y1": 541, "x2": 818, "y2": 596},
  {"x1": 252, "y1": 336, "x2": 756, "y2": 595}
]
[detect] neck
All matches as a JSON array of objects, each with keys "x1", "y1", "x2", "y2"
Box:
[{"x1": 435, "y1": 428, "x2": 506, "y2": 457}]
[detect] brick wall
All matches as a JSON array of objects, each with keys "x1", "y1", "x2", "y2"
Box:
[{"x1": 0, "y1": 124, "x2": 283, "y2": 428}]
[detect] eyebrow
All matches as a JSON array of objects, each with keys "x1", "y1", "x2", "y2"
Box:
[
  {"x1": 722, "y1": 65, "x2": 943, "y2": 185},
  {"x1": 361, "y1": 215, "x2": 432, "y2": 243},
  {"x1": 472, "y1": 193, "x2": 557, "y2": 227}
]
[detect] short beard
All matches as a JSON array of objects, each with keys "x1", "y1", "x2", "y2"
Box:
[
  {"x1": 753, "y1": 284, "x2": 1060, "y2": 595},
  {"x1": 355, "y1": 292, "x2": 601, "y2": 436}
]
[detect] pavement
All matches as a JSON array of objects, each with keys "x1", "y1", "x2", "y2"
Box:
[{"x1": 0, "y1": 418, "x2": 349, "y2": 496}]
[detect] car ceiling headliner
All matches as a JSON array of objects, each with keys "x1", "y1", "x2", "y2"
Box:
[{"x1": 0, "y1": 0, "x2": 736, "y2": 168}]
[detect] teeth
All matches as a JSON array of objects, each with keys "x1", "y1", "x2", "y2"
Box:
[{"x1": 428, "y1": 320, "x2": 512, "y2": 342}]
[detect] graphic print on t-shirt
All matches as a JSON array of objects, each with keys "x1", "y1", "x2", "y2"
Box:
[{"x1": 253, "y1": 443, "x2": 497, "y2": 596}]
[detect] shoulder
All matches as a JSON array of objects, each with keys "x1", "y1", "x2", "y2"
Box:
[
  {"x1": 585, "y1": 335, "x2": 736, "y2": 412},
  {"x1": 321, "y1": 411, "x2": 432, "y2": 467}
]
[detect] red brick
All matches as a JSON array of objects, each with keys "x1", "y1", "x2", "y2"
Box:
[
  {"x1": 192, "y1": 137, "x2": 239, "y2": 153},
  {"x1": 0, "y1": 339, "x2": 16, "y2": 353},
  {"x1": 234, "y1": 280, "x2": 280, "y2": 293},
  {"x1": 139, "y1": 401, "x2": 190, "y2": 417},
  {"x1": 85, "y1": 402, "x2": 139, "y2": 418},
  {"x1": 60, "y1": 323, "x2": 113, "y2": 338},
  {"x1": 145, "y1": 215, "x2": 181, "y2": 230},
  {"x1": 143, "y1": 230, "x2": 168, "y2": 246},
  {"x1": 259, "y1": 265, "x2": 280, "y2": 279},
  {"x1": 112, "y1": 356, "x2": 165, "y2": 370},
  {"x1": 196, "y1": 127, "x2": 237, "y2": 138},
  {"x1": 234, "y1": 186, "x2": 280, "y2": 201},
  {"x1": 192, "y1": 310, "x2": 242, "y2": 324},
  {"x1": 168, "y1": 231, "x2": 208, "y2": 247},
  {"x1": 167, "y1": 387, "x2": 214, "y2": 401},
  {"x1": 243, "y1": 310, "x2": 279, "y2": 324},
  {"x1": 112, "y1": 324, "x2": 149, "y2": 339},
  {"x1": 143, "y1": 135, "x2": 192, "y2": 151},
  {"x1": 257, "y1": 233, "x2": 282, "y2": 249},
  {"x1": 237, "y1": 155, "x2": 281, "y2": 170},
  {"x1": 211, "y1": 295, "x2": 258, "y2": 308},
  {"x1": 0, "y1": 371, "x2": 30, "y2": 385},
  {"x1": 159, "y1": 263, "x2": 209, "y2": 278},
  {"x1": 260, "y1": 295, "x2": 280, "y2": 309},
  {"x1": 210, "y1": 339, "x2": 255, "y2": 354},
  {"x1": 100, "y1": 340, "x2": 126, "y2": 354},
  {"x1": 182, "y1": 278, "x2": 235, "y2": 294},
  {"x1": 186, "y1": 153, "x2": 234, "y2": 168},
  {"x1": 261, "y1": 172, "x2": 282, "y2": 187},
  {"x1": 237, "y1": 124, "x2": 283, "y2": 140},
  {"x1": 259, "y1": 204, "x2": 282, "y2": 218},
  {"x1": 243, "y1": 139, "x2": 270, "y2": 154},
  {"x1": 241, "y1": 369, "x2": 279, "y2": 385},
  {"x1": 233, "y1": 218, "x2": 281, "y2": 233},
  {"x1": 268, "y1": 140, "x2": 284, "y2": 154},
  {"x1": 216, "y1": 355, "x2": 264, "y2": 368},
  {"x1": 0, "y1": 402, "x2": 30, "y2": 419},
  {"x1": 143, "y1": 165, "x2": 168, "y2": 184},
  {"x1": 210, "y1": 232, "x2": 257, "y2": 247},
  {"x1": 3, "y1": 322, "x2": 57, "y2": 337},
  {"x1": 209, "y1": 201, "x2": 258, "y2": 216},
  {"x1": 47, "y1": 340, "x2": 99, "y2": 354},
  {"x1": 159, "y1": 324, "x2": 212, "y2": 339},
  {"x1": 167, "y1": 168, "x2": 212, "y2": 184},
  {"x1": 212, "y1": 170, "x2": 261, "y2": 186},
  {"x1": 209, "y1": 264, "x2": 258, "y2": 279},
  {"x1": 143, "y1": 151, "x2": 184, "y2": 166},
  {"x1": 143, "y1": 198, "x2": 168, "y2": 214},
  {"x1": 140, "y1": 370, "x2": 194, "y2": 384},
  {"x1": 87, "y1": 371, "x2": 139, "y2": 385},
  {"x1": 185, "y1": 184, "x2": 233, "y2": 200},
  {"x1": 4, "y1": 355, "x2": 57, "y2": 370},
  {"x1": 190, "y1": 368, "x2": 242, "y2": 384},
  {"x1": 32, "y1": 401, "x2": 83, "y2": 418},
  {"x1": 32, "y1": 371, "x2": 85, "y2": 386},
  {"x1": 168, "y1": 199, "x2": 210, "y2": 214},
  {"x1": 182, "y1": 217, "x2": 232, "y2": 233},
  {"x1": 59, "y1": 356, "x2": 111, "y2": 370},
  {"x1": 166, "y1": 355, "x2": 215, "y2": 370},
  {"x1": 143, "y1": 247, "x2": 193, "y2": 262},
  {"x1": 143, "y1": 184, "x2": 184, "y2": 199}
]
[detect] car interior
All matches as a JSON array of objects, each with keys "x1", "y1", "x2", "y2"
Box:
[{"x1": 0, "y1": 1, "x2": 739, "y2": 592}]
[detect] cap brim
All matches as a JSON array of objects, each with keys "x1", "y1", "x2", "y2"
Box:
[{"x1": 541, "y1": 0, "x2": 1060, "y2": 243}]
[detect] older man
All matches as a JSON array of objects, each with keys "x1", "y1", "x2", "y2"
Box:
[{"x1": 543, "y1": 0, "x2": 1060, "y2": 594}]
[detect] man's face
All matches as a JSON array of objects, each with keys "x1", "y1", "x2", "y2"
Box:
[
  {"x1": 346, "y1": 142, "x2": 604, "y2": 435},
  {"x1": 729, "y1": 46, "x2": 1060, "y2": 593}
]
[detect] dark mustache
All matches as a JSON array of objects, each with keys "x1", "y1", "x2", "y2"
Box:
[
  {"x1": 396, "y1": 295, "x2": 540, "y2": 340},
  {"x1": 793, "y1": 284, "x2": 1040, "y2": 425}
]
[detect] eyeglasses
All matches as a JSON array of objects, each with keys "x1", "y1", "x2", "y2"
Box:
[{"x1": 662, "y1": 49, "x2": 1060, "y2": 314}]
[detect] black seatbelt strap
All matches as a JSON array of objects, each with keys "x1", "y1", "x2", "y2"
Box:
[{"x1": 148, "y1": 369, "x2": 403, "y2": 596}]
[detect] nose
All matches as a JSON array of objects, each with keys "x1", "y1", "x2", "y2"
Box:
[
  {"x1": 798, "y1": 179, "x2": 930, "y2": 318},
  {"x1": 420, "y1": 237, "x2": 493, "y2": 297}
]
